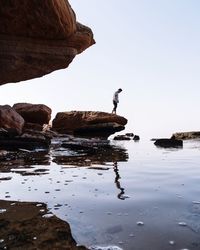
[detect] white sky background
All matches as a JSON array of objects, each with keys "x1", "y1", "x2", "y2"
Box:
[{"x1": 0, "y1": 0, "x2": 200, "y2": 138}]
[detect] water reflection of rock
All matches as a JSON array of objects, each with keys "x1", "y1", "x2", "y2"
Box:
[
  {"x1": 0, "y1": 150, "x2": 50, "y2": 175},
  {"x1": 51, "y1": 139, "x2": 129, "y2": 166}
]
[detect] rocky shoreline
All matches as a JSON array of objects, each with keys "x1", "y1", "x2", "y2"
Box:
[{"x1": 0, "y1": 200, "x2": 87, "y2": 250}]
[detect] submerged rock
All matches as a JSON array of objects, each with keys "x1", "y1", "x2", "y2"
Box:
[
  {"x1": 172, "y1": 131, "x2": 200, "y2": 140},
  {"x1": 0, "y1": 0, "x2": 95, "y2": 85},
  {"x1": 154, "y1": 138, "x2": 183, "y2": 148},
  {"x1": 0, "y1": 200, "x2": 87, "y2": 250},
  {"x1": 52, "y1": 137, "x2": 128, "y2": 166},
  {"x1": 52, "y1": 111, "x2": 127, "y2": 138}
]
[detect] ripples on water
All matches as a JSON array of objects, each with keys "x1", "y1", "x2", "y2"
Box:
[{"x1": 1, "y1": 138, "x2": 200, "y2": 250}]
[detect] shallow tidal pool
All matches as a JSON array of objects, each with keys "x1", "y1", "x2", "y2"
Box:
[{"x1": 1, "y1": 138, "x2": 200, "y2": 250}]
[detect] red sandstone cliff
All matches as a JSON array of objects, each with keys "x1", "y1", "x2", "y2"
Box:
[{"x1": 0, "y1": 0, "x2": 95, "y2": 85}]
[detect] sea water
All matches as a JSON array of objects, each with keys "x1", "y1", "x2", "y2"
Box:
[{"x1": 0, "y1": 138, "x2": 200, "y2": 250}]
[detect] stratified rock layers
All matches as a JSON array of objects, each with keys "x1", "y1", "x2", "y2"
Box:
[
  {"x1": 52, "y1": 111, "x2": 128, "y2": 138},
  {"x1": 0, "y1": 0, "x2": 95, "y2": 85}
]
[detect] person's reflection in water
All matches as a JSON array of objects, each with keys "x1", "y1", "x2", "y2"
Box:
[{"x1": 113, "y1": 161, "x2": 127, "y2": 200}]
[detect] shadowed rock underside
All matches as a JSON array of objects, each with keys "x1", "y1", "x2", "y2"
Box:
[{"x1": 0, "y1": 0, "x2": 95, "y2": 85}]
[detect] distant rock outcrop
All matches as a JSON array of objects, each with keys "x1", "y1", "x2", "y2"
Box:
[
  {"x1": 154, "y1": 138, "x2": 183, "y2": 148},
  {"x1": 0, "y1": 105, "x2": 24, "y2": 135},
  {"x1": 13, "y1": 103, "x2": 51, "y2": 130},
  {"x1": 52, "y1": 111, "x2": 127, "y2": 138},
  {"x1": 0, "y1": 0, "x2": 95, "y2": 85},
  {"x1": 172, "y1": 131, "x2": 200, "y2": 140}
]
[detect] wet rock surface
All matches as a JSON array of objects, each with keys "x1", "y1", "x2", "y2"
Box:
[
  {"x1": 154, "y1": 138, "x2": 183, "y2": 148},
  {"x1": 0, "y1": 200, "x2": 87, "y2": 250},
  {"x1": 54, "y1": 138, "x2": 128, "y2": 166},
  {"x1": 113, "y1": 133, "x2": 140, "y2": 141},
  {"x1": 52, "y1": 111, "x2": 127, "y2": 138},
  {"x1": 0, "y1": 137, "x2": 128, "y2": 173},
  {"x1": 0, "y1": 129, "x2": 51, "y2": 151},
  {"x1": 0, "y1": 0, "x2": 95, "y2": 85}
]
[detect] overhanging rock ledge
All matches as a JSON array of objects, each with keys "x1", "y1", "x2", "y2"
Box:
[{"x1": 0, "y1": 0, "x2": 95, "y2": 85}]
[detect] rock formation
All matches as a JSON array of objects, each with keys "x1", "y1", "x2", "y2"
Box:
[
  {"x1": 13, "y1": 103, "x2": 51, "y2": 131},
  {"x1": 172, "y1": 131, "x2": 200, "y2": 140},
  {"x1": 154, "y1": 138, "x2": 183, "y2": 148},
  {"x1": 0, "y1": 105, "x2": 24, "y2": 135},
  {"x1": 0, "y1": 0, "x2": 95, "y2": 85},
  {"x1": 0, "y1": 105, "x2": 51, "y2": 150},
  {"x1": 52, "y1": 111, "x2": 128, "y2": 138},
  {"x1": 0, "y1": 200, "x2": 87, "y2": 250}
]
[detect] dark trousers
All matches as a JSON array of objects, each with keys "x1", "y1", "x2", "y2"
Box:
[{"x1": 112, "y1": 101, "x2": 118, "y2": 113}]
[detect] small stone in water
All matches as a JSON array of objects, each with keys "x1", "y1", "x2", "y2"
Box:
[
  {"x1": 137, "y1": 221, "x2": 144, "y2": 226},
  {"x1": 129, "y1": 234, "x2": 135, "y2": 237},
  {"x1": 33, "y1": 236, "x2": 37, "y2": 240},
  {"x1": 178, "y1": 222, "x2": 187, "y2": 226},
  {"x1": 192, "y1": 201, "x2": 200, "y2": 204},
  {"x1": 0, "y1": 239, "x2": 4, "y2": 243},
  {"x1": 169, "y1": 240, "x2": 175, "y2": 245}
]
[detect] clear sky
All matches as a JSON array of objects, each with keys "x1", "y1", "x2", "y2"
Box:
[{"x1": 0, "y1": 0, "x2": 200, "y2": 138}]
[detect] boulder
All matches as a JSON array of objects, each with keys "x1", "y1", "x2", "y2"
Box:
[
  {"x1": 154, "y1": 138, "x2": 183, "y2": 148},
  {"x1": 125, "y1": 133, "x2": 134, "y2": 137},
  {"x1": 0, "y1": 105, "x2": 24, "y2": 135},
  {"x1": 114, "y1": 135, "x2": 131, "y2": 141},
  {"x1": 172, "y1": 131, "x2": 200, "y2": 140},
  {"x1": 133, "y1": 135, "x2": 140, "y2": 141},
  {"x1": 13, "y1": 103, "x2": 51, "y2": 125},
  {"x1": 0, "y1": 0, "x2": 95, "y2": 85},
  {"x1": 52, "y1": 111, "x2": 127, "y2": 138}
]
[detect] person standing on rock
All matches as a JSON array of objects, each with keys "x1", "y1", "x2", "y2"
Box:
[{"x1": 112, "y1": 88, "x2": 122, "y2": 114}]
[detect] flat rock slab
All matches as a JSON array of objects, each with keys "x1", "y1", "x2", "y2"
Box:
[
  {"x1": 0, "y1": 200, "x2": 87, "y2": 250},
  {"x1": 52, "y1": 111, "x2": 127, "y2": 138}
]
